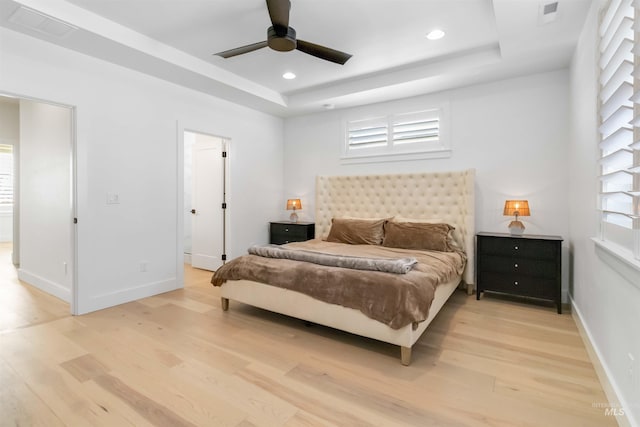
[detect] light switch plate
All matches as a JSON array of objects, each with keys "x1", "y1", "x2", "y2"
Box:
[{"x1": 106, "y1": 192, "x2": 120, "y2": 205}]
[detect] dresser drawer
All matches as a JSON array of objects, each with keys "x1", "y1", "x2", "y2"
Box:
[
  {"x1": 479, "y1": 255, "x2": 557, "y2": 278},
  {"x1": 479, "y1": 237, "x2": 557, "y2": 260},
  {"x1": 481, "y1": 272, "x2": 556, "y2": 300}
]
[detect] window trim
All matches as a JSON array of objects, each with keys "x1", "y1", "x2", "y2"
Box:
[{"x1": 592, "y1": 237, "x2": 640, "y2": 290}]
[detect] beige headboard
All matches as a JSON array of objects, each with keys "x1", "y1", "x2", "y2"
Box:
[{"x1": 315, "y1": 169, "x2": 475, "y2": 285}]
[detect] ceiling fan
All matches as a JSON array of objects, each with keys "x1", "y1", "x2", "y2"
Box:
[{"x1": 214, "y1": 0, "x2": 352, "y2": 65}]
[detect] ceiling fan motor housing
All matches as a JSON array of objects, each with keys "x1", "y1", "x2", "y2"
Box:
[{"x1": 268, "y1": 25, "x2": 296, "y2": 51}]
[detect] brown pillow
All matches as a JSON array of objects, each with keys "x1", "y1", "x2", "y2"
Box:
[
  {"x1": 382, "y1": 221, "x2": 455, "y2": 252},
  {"x1": 326, "y1": 218, "x2": 386, "y2": 245}
]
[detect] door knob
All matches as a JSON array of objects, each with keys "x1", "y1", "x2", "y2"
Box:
[{"x1": 191, "y1": 209, "x2": 196, "y2": 214}]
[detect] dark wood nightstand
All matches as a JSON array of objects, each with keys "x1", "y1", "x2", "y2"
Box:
[
  {"x1": 269, "y1": 222, "x2": 315, "y2": 245},
  {"x1": 476, "y1": 232, "x2": 563, "y2": 313}
]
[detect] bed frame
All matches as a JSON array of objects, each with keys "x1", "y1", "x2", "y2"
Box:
[{"x1": 220, "y1": 170, "x2": 475, "y2": 365}]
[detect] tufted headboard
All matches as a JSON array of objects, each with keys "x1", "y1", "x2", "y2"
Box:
[{"x1": 315, "y1": 169, "x2": 475, "y2": 286}]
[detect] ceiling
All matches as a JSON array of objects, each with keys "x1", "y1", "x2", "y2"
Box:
[{"x1": 0, "y1": 0, "x2": 592, "y2": 116}]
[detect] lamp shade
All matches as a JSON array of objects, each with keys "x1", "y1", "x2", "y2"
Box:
[
  {"x1": 286, "y1": 199, "x2": 302, "y2": 210},
  {"x1": 503, "y1": 200, "x2": 530, "y2": 217}
]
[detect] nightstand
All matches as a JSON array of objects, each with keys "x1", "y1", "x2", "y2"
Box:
[
  {"x1": 476, "y1": 232, "x2": 563, "y2": 313},
  {"x1": 269, "y1": 222, "x2": 315, "y2": 245}
]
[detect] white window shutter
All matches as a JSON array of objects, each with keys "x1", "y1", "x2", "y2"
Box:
[
  {"x1": 391, "y1": 110, "x2": 439, "y2": 146},
  {"x1": 598, "y1": 0, "x2": 640, "y2": 258},
  {"x1": 347, "y1": 116, "x2": 388, "y2": 150},
  {"x1": 0, "y1": 145, "x2": 13, "y2": 205}
]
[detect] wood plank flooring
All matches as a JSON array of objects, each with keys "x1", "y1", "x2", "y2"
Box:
[{"x1": 0, "y1": 244, "x2": 619, "y2": 426}]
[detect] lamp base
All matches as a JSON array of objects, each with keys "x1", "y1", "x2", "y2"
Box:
[
  {"x1": 508, "y1": 220, "x2": 525, "y2": 235},
  {"x1": 289, "y1": 211, "x2": 299, "y2": 223}
]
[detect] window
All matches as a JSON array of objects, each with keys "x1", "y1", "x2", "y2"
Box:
[
  {"x1": 0, "y1": 144, "x2": 13, "y2": 205},
  {"x1": 598, "y1": 0, "x2": 640, "y2": 259},
  {"x1": 343, "y1": 107, "x2": 450, "y2": 163}
]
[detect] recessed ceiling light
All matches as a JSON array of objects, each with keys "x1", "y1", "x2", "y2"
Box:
[
  {"x1": 282, "y1": 72, "x2": 296, "y2": 80},
  {"x1": 426, "y1": 29, "x2": 445, "y2": 40},
  {"x1": 322, "y1": 103, "x2": 335, "y2": 110}
]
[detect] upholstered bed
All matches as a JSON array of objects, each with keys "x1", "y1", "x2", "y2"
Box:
[{"x1": 214, "y1": 170, "x2": 475, "y2": 365}]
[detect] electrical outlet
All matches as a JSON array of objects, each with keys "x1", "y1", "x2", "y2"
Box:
[
  {"x1": 140, "y1": 261, "x2": 148, "y2": 272},
  {"x1": 63, "y1": 262, "x2": 67, "y2": 275}
]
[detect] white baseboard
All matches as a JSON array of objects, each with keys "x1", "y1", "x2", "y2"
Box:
[
  {"x1": 77, "y1": 278, "x2": 180, "y2": 315},
  {"x1": 183, "y1": 253, "x2": 192, "y2": 264},
  {"x1": 17, "y1": 268, "x2": 71, "y2": 303},
  {"x1": 571, "y1": 297, "x2": 636, "y2": 427}
]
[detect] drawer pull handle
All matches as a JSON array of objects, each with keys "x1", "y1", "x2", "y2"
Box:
[
  {"x1": 285, "y1": 228, "x2": 289, "y2": 232},
  {"x1": 514, "y1": 263, "x2": 518, "y2": 268},
  {"x1": 514, "y1": 281, "x2": 519, "y2": 285},
  {"x1": 514, "y1": 246, "x2": 519, "y2": 250}
]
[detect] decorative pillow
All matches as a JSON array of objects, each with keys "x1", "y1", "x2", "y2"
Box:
[
  {"x1": 326, "y1": 218, "x2": 386, "y2": 245},
  {"x1": 382, "y1": 221, "x2": 455, "y2": 252}
]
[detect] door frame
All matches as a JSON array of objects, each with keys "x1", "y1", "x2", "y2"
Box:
[
  {"x1": 176, "y1": 121, "x2": 230, "y2": 286},
  {"x1": 0, "y1": 91, "x2": 78, "y2": 315}
]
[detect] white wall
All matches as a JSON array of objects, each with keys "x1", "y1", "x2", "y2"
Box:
[
  {"x1": 18, "y1": 99, "x2": 72, "y2": 302},
  {"x1": 0, "y1": 100, "x2": 19, "y2": 140},
  {"x1": 284, "y1": 69, "x2": 571, "y2": 298},
  {"x1": 569, "y1": 1, "x2": 640, "y2": 424},
  {"x1": 0, "y1": 27, "x2": 284, "y2": 314}
]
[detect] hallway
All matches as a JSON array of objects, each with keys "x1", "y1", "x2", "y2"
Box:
[{"x1": 0, "y1": 242, "x2": 69, "y2": 334}]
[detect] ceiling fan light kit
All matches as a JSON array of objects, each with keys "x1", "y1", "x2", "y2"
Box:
[{"x1": 214, "y1": 0, "x2": 352, "y2": 65}]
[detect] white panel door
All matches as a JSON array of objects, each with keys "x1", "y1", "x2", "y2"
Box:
[
  {"x1": 191, "y1": 135, "x2": 224, "y2": 271},
  {"x1": 18, "y1": 99, "x2": 73, "y2": 301}
]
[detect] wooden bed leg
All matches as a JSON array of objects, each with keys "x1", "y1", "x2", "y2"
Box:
[
  {"x1": 221, "y1": 297, "x2": 229, "y2": 311},
  {"x1": 467, "y1": 283, "x2": 474, "y2": 295},
  {"x1": 401, "y1": 346, "x2": 412, "y2": 366}
]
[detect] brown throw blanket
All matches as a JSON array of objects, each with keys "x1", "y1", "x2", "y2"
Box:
[{"x1": 212, "y1": 240, "x2": 466, "y2": 329}]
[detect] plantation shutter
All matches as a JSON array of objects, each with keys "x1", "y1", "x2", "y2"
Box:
[
  {"x1": 0, "y1": 145, "x2": 13, "y2": 205},
  {"x1": 392, "y1": 110, "x2": 439, "y2": 146},
  {"x1": 598, "y1": 0, "x2": 640, "y2": 259},
  {"x1": 347, "y1": 116, "x2": 388, "y2": 150}
]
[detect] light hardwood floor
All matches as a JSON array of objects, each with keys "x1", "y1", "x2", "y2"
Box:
[{"x1": 0, "y1": 244, "x2": 618, "y2": 426}]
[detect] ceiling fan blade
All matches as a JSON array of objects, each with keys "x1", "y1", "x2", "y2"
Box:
[
  {"x1": 214, "y1": 41, "x2": 268, "y2": 58},
  {"x1": 296, "y1": 40, "x2": 352, "y2": 65},
  {"x1": 266, "y1": 0, "x2": 290, "y2": 28}
]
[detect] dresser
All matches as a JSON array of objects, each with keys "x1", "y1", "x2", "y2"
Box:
[
  {"x1": 269, "y1": 222, "x2": 315, "y2": 245},
  {"x1": 476, "y1": 232, "x2": 563, "y2": 313}
]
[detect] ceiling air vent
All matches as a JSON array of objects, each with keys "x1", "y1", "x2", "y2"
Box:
[
  {"x1": 539, "y1": 1, "x2": 559, "y2": 25},
  {"x1": 8, "y1": 6, "x2": 77, "y2": 38}
]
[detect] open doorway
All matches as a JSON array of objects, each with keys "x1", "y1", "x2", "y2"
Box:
[
  {"x1": 183, "y1": 130, "x2": 228, "y2": 272},
  {"x1": 0, "y1": 94, "x2": 76, "y2": 314}
]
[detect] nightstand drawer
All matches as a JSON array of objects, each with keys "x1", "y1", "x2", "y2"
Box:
[
  {"x1": 269, "y1": 222, "x2": 315, "y2": 245},
  {"x1": 271, "y1": 223, "x2": 308, "y2": 239},
  {"x1": 480, "y1": 237, "x2": 557, "y2": 259},
  {"x1": 481, "y1": 272, "x2": 556, "y2": 300},
  {"x1": 479, "y1": 255, "x2": 557, "y2": 278}
]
